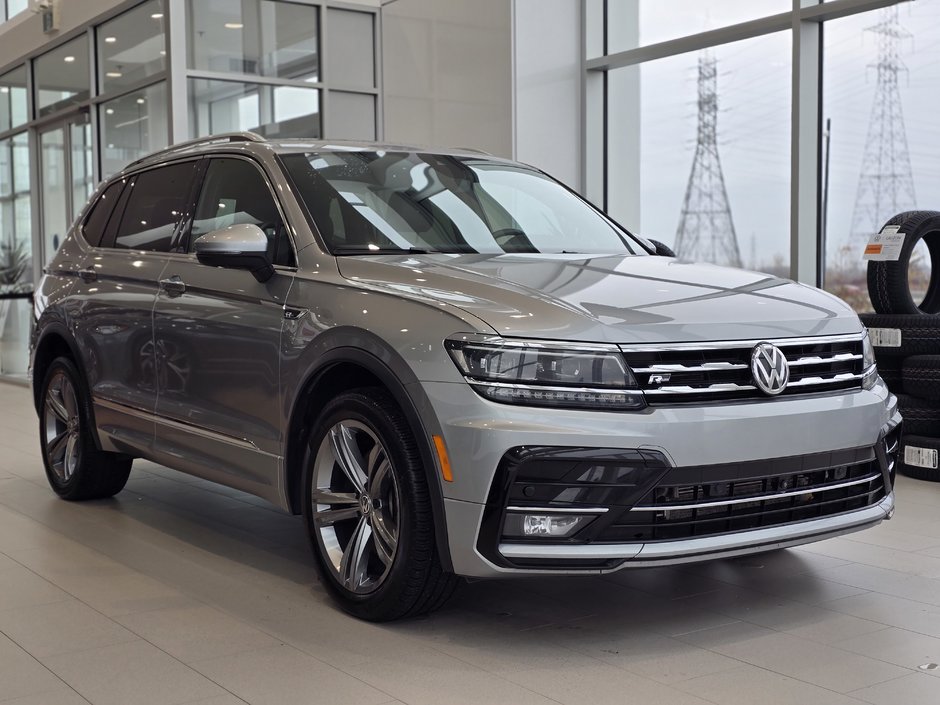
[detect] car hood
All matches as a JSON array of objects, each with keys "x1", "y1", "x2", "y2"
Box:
[{"x1": 335, "y1": 253, "x2": 862, "y2": 344}]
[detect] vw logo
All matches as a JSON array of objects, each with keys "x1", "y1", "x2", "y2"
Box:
[{"x1": 751, "y1": 342, "x2": 789, "y2": 396}]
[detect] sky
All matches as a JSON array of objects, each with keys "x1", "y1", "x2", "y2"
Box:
[{"x1": 607, "y1": 0, "x2": 940, "y2": 272}]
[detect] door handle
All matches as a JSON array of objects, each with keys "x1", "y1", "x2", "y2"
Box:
[
  {"x1": 159, "y1": 276, "x2": 186, "y2": 297},
  {"x1": 78, "y1": 268, "x2": 97, "y2": 283}
]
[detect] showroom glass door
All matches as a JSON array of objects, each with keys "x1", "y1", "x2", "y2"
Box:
[{"x1": 38, "y1": 112, "x2": 93, "y2": 264}]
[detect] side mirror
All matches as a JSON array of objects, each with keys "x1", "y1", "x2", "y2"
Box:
[
  {"x1": 649, "y1": 239, "x2": 676, "y2": 257},
  {"x1": 194, "y1": 223, "x2": 274, "y2": 282}
]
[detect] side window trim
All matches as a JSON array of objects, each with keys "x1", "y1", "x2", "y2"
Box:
[
  {"x1": 171, "y1": 157, "x2": 209, "y2": 254},
  {"x1": 80, "y1": 178, "x2": 128, "y2": 248},
  {"x1": 185, "y1": 154, "x2": 298, "y2": 267},
  {"x1": 99, "y1": 175, "x2": 136, "y2": 249},
  {"x1": 109, "y1": 159, "x2": 200, "y2": 253}
]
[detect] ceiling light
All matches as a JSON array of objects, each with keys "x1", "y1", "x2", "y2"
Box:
[
  {"x1": 105, "y1": 108, "x2": 114, "y2": 114},
  {"x1": 151, "y1": 13, "x2": 163, "y2": 19},
  {"x1": 136, "y1": 98, "x2": 146, "y2": 104},
  {"x1": 104, "y1": 36, "x2": 117, "y2": 43},
  {"x1": 64, "y1": 56, "x2": 75, "y2": 63},
  {"x1": 224, "y1": 22, "x2": 244, "y2": 29},
  {"x1": 105, "y1": 71, "x2": 122, "y2": 78},
  {"x1": 159, "y1": 50, "x2": 166, "y2": 56},
  {"x1": 0, "y1": 87, "x2": 8, "y2": 94}
]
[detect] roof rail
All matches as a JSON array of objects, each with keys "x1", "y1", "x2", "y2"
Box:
[
  {"x1": 452, "y1": 146, "x2": 492, "y2": 156},
  {"x1": 125, "y1": 132, "x2": 266, "y2": 169}
]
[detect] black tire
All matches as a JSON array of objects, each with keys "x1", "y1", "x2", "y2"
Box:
[
  {"x1": 877, "y1": 362, "x2": 903, "y2": 393},
  {"x1": 38, "y1": 357, "x2": 132, "y2": 500},
  {"x1": 895, "y1": 393, "x2": 940, "y2": 437},
  {"x1": 859, "y1": 313, "x2": 940, "y2": 358},
  {"x1": 867, "y1": 211, "x2": 940, "y2": 314},
  {"x1": 902, "y1": 355, "x2": 940, "y2": 401},
  {"x1": 898, "y1": 434, "x2": 940, "y2": 482},
  {"x1": 301, "y1": 388, "x2": 457, "y2": 621}
]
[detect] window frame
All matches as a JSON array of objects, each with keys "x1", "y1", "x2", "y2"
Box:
[
  {"x1": 99, "y1": 155, "x2": 203, "y2": 252},
  {"x1": 79, "y1": 177, "x2": 129, "y2": 248}
]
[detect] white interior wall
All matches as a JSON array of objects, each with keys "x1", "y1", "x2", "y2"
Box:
[
  {"x1": 511, "y1": 0, "x2": 582, "y2": 191},
  {"x1": 380, "y1": 0, "x2": 512, "y2": 156}
]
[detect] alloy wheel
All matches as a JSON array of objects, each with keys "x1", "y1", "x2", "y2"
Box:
[
  {"x1": 43, "y1": 371, "x2": 82, "y2": 483},
  {"x1": 311, "y1": 420, "x2": 401, "y2": 594}
]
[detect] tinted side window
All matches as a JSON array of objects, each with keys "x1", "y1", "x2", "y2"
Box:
[
  {"x1": 82, "y1": 179, "x2": 126, "y2": 247},
  {"x1": 190, "y1": 158, "x2": 295, "y2": 267},
  {"x1": 113, "y1": 162, "x2": 197, "y2": 252}
]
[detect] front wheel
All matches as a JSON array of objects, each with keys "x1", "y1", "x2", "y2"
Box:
[
  {"x1": 39, "y1": 356, "x2": 132, "y2": 500},
  {"x1": 302, "y1": 388, "x2": 457, "y2": 621}
]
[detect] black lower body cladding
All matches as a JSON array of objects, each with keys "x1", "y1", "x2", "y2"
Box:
[{"x1": 867, "y1": 210, "x2": 940, "y2": 314}]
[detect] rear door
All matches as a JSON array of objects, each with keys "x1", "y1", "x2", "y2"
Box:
[
  {"x1": 72, "y1": 160, "x2": 200, "y2": 455},
  {"x1": 150, "y1": 156, "x2": 295, "y2": 501}
]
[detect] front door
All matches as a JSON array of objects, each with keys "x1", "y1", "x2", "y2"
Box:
[
  {"x1": 38, "y1": 113, "x2": 93, "y2": 265},
  {"x1": 151, "y1": 156, "x2": 294, "y2": 502}
]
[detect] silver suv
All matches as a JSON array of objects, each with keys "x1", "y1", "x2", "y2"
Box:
[{"x1": 31, "y1": 132, "x2": 900, "y2": 620}]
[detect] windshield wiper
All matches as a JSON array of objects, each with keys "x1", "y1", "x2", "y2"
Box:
[{"x1": 333, "y1": 246, "x2": 431, "y2": 255}]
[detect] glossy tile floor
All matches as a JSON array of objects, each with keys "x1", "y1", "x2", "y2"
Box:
[{"x1": 1, "y1": 381, "x2": 940, "y2": 704}]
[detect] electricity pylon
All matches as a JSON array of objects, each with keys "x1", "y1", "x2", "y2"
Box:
[
  {"x1": 850, "y1": 5, "x2": 916, "y2": 245},
  {"x1": 675, "y1": 50, "x2": 742, "y2": 267}
]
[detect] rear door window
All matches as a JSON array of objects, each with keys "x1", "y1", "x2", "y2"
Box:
[
  {"x1": 81, "y1": 179, "x2": 126, "y2": 247},
  {"x1": 112, "y1": 161, "x2": 198, "y2": 252}
]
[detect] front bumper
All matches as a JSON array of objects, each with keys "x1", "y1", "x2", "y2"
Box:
[
  {"x1": 498, "y1": 493, "x2": 894, "y2": 567},
  {"x1": 422, "y1": 378, "x2": 900, "y2": 577}
]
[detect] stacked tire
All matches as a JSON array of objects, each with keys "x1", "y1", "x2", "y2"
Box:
[{"x1": 862, "y1": 211, "x2": 940, "y2": 482}]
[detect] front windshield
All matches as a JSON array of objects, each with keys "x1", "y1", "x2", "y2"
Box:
[{"x1": 280, "y1": 151, "x2": 643, "y2": 255}]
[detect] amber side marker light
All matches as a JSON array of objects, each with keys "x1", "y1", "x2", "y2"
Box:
[{"x1": 432, "y1": 435, "x2": 454, "y2": 482}]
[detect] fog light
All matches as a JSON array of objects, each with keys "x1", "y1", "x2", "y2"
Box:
[{"x1": 503, "y1": 512, "x2": 596, "y2": 538}]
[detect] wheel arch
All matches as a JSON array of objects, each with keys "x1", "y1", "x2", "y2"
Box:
[
  {"x1": 32, "y1": 324, "x2": 105, "y2": 451},
  {"x1": 284, "y1": 340, "x2": 454, "y2": 572}
]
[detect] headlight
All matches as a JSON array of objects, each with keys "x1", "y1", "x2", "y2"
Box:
[
  {"x1": 445, "y1": 334, "x2": 645, "y2": 410},
  {"x1": 861, "y1": 330, "x2": 878, "y2": 390}
]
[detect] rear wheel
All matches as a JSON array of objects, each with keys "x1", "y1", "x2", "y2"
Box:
[
  {"x1": 39, "y1": 357, "x2": 132, "y2": 500},
  {"x1": 301, "y1": 388, "x2": 457, "y2": 621}
]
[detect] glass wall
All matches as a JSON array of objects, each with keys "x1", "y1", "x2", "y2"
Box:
[
  {"x1": 189, "y1": 78, "x2": 320, "y2": 138},
  {"x1": 822, "y1": 1, "x2": 940, "y2": 312},
  {"x1": 0, "y1": 0, "x2": 381, "y2": 379},
  {"x1": 607, "y1": 0, "x2": 791, "y2": 53},
  {"x1": 35, "y1": 36, "x2": 91, "y2": 118},
  {"x1": 97, "y1": 0, "x2": 167, "y2": 93},
  {"x1": 0, "y1": 132, "x2": 30, "y2": 375},
  {"x1": 607, "y1": 31, "x2": 791, "y2": 274},
  {"x1": 0, "y1": 65, "x2": 27, "y2": 132},
  {"x1": 187, "y1": 0, "x2": 322, "y2": 138},
  {"x1": 189, "y1": 0, "x2": 320, "y2": 80},
  {"x1": 101, "y1": 83, "x2": 169, "y2": 176},
  {"x1": 1, "y1": 0, "x2": 27, "y2": 23},
  {"x1": 593, "y1": 0, "x2": 931, "y2": 293}
]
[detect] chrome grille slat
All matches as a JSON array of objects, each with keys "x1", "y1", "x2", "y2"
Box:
[
  {"x1": 622, "y1": 334, "x2": 866, "y2": 404},
  {"x1": 629, "y1": 473, "x2": 881, "y2": 512},
  {"x1": 632, "y1": 362, "x2": 748, "y2": 374}
]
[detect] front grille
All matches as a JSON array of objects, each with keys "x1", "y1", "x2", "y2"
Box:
[
  {"x1": 600, "y1": 447, "x2": 886, "y2": 542},
  {"x1": 621, "y1": 334, "x2": 865, "y2": 404}
]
